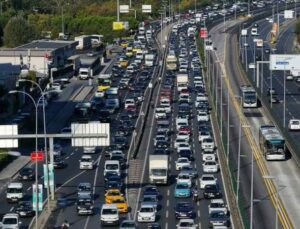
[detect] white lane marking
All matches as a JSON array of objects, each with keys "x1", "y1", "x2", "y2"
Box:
[
  {"x1": 166, "y1": 210, "x2": 169, "y2": 218},
  {"x1": 167, "y1": 199, "x2": 170, "y2": 207},
  {"x1": 9, "y1": 207, "x2": 14, "y2": 212},
  {"x1": 197, "y1": 210, "x2": 200, "y2": 217},
  {"x1": 165, "y1": 222, "x2": 168, "y2": 229},
  {"x1": 65, "y1": 156, "x2": 70, "y2": 160},
  {"x1": 167, "y1": 189, "x2": 170, "y2": 196},
  {"x1": 27, "y1": 186, "x2": 31, "y2": 191},
  {"x1": 83, "y1": 150, "x2": 103, "y2": 229}
]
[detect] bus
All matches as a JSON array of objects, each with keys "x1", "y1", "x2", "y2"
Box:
[
  {"x1": 166, "y1": 50, "x2": 177, "y2": 70},
  {"x1": 259, "y1": 125, "x2": 286, "y2": 161},
  {"x1": 241, "y1": 85, "x2": 257, "y2": 108}
]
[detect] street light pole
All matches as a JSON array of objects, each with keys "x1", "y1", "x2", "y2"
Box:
[
  {"x1": 117, "y1": 0, "x2": 120, "y2": 22},
  {"x1": 9, "y1": 90, "x2": 39, "y2": 229}
]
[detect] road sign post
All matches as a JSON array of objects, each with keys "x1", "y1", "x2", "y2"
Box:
[{"x1": 32, "y1": 184, "x2": 43, "y2": 212}]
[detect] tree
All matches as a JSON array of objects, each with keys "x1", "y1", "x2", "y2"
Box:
[{"x1": 3, "y1": 16, "x2": 38, "y2": 47}]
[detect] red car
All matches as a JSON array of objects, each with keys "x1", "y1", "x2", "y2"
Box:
[
  {"x1": 178, "y1": 126, "x2": 191, "y2": 135},
  {"x1": 126, "y1": 105, "x2": 137, "y2": 113}
]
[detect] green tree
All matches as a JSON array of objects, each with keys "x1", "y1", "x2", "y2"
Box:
[{"x1": 3, "y1": 16, "x2": 38, "y2": 47}]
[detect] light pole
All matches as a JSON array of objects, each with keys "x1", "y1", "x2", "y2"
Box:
[
  {"x1": 117, "y1": 0, "x2": 120, "y2": 22},
  {"x1": 17, "y1": 78, "x2": 50, "y2": 211},
  {"x1": 263, "y1": 176, "x2": 279, "y2": 229},
  {"x1": 9, "y1": 90, "x2": 39, "y2": 229}
]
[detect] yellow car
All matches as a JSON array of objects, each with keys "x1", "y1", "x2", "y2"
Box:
[
  {"x1": 105, "y1": 189, "x2": 124, "y2": 204},
  {"x1": 120, "y1": 41, "x2": 129, "y2": 48},
  {"x1": 119, "y1": 59, "x2": 129, "y2": 68},
  {"x1": 132, "y1": 46, "x2": 141, "y2": 53},
  {"x1": 98, "y1": 79, "x2": 111, "y2": 91},
  {"x1": 111, "y1": 197, "x2": 128, "y2": 213},
  {"x1": 126, "y1": 47, "x2": 133, "y2": 57}
]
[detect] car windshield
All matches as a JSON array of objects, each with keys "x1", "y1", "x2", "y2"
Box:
[
  {"x1": 211, "y1": 211, "x2": 226, "y2": 218},
  {"x1": 143, "y1": 196, "x2": 156, "y2": 202},
  {"x1": 102, "y1": 209, "x2": 117, "y2": 214},
  {"x1": 7, "y1": 188, "x2": 21, "y2": 193},
  {"x1": 177, "y1": 184, "x2": 188, "y2": 189},
  {"x1": 180, "y1": 222, "x2": 194, "y2": 226},
  {"x1": 202, "y1": 176, "x2": 214, "y2": 181},
  {"x1": 106, "y1": 164, "x2": 119, "y2": 170},
  {"x1": 151, "y1": 169, "x2": 167, "y2": 176},
  {"x1": 140, "y1": 207, "x2": 154, "y2": 212}
]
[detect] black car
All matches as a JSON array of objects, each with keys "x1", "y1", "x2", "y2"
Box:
[
  {"x1": 116, "y1": 125, "x2": 130, "y2": 136},
  {"x1": 179, "y1": 149, "x2": 193, "y2": 160},
  {"x1": 152, "y1": 148, "x2": 168, "y2": 155},
  {"x1": 269, "y1": 95, "x2": 280, "y2": 104},
  {"x1": 105, "y1": 179, "x2": 124, "y2": 192},
  {"x1": 209, "y1": 210, "x2": 230, "y2": 228},
  {"x1": 104, "y1": 145, "x2": 119, "y2": 157},
  {"x1": 155, "y1": 140, "x2": 170, "y2": 149},
  {"x1": 204, "y1": 184, "x2": 222, "y2": 199},
  {"x1": 147, "y1": 223, "x2": 161, "y2": 229},
  {"x1": 53, "y1": 155, "x2": 66, "y2": 169},
  {"x1": 143, "y1": 185, "x2": 160, "y2": 198},
  {"x1": 114, "y1": 136, "x2": 129, "y2": 150},
  {"x1": 76, "y1": 194, "x2": 94, "y2": 216},
  {"x1": 98, "y1": 110, "x2": 111, "y2": 122},
  {"x1": 15, "y1": 201, "x2": 34, "y2": 217},
  {"x1": 104, "y1": 171, "x2": 121, "y2": 182},
  {"x1": 110, "y1": 155, "x2": 126, "y2": 169},
  {"x1": 174, "y1": 202, "x2": 196, "y2": 219},
  {"x1": 18, "y1": 167, "x2": 35, "y2": 181}
]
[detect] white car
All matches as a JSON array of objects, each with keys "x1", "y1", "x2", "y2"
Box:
[
  {"x1": 197, "y1": 111, "x2": 209, "y2": 122},
  {"x1": 155, "y1": 108, "x2": 167, "y2": 119},
  {"x1": 198, "y1": 131, "x2": 212, "y2": 142},
  {"x1": 200, "y1": 174, "x2": 217, "y2": 189},
  {"x1": 176, "y1": 219, "x2": 197, "y2": 229},
  {"x1": 100, "y1": 204, "x2": 119, "y2": 226},
  {"x1": 124, "y1": 99, "x2": 135, "y2": 109},
  {"x1": 175, "y1": 157, "x2": 191, "y2": 170},
  {"x1": 208, "y1": 199, "x2": 228, "y2": 215},
  {"x1": 79, "y1": 155, "x2": 94, "y2": 170},
  {"x1": 0, "y1": 213, "x2": 21, "y2": 229},
  {"x1": 288, "y1": 119, "x2": 300, "y2": 131},
  {"x1": 203, "y1": 161, "x2": 219, "y2": 173},
  {"x1": 83, "y1": 146, "x2": 96, "y2": 154},
  {"x1": 137, "y1": 203, "x2": 156, "y2": 222},
  {"x1": 174, "y1": 138, "x2": 189, "y2": 149},
  {"x1": 176, "y1": 172, "x2": 193, "y2": 187},
  {"x1": 176, "y1": 132, "x2": 190, "y2": 141},
  {"x1": 201, "y1": 138, "x2": 215, "y2": 152},
  {"x1": 202, "y1": 151, "x2": 217, "y2": 162}
]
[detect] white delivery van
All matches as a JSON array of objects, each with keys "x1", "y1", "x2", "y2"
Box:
[
  {"x1": 6, "y1": 182, "x2": 23, "y2": 202},
  {"x1": 104, "y1": 160, "x2": 120, "y2": 177},
  {"x1": 0, "y1": 213, "x2": 21, "y2": 229}
]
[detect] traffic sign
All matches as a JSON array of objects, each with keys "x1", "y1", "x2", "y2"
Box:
[
  {"x1": 30, "y1": 151, "x2": 44, "y2": 161},
  {"x1": 199, "y1": 28, "x2": 208, "y2": 38}
]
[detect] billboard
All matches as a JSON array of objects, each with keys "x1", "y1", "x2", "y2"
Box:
[
  {"x1": 120, "y1": 5, "x2": 129, "y2": 13},
  {"x1": 199, "y1": 28, "x2": 208, "y2": 38},
  {"x1": 113, "y1": 21, "x2": 129, "y2": 30},
  {"x1": 71, "y1": 122, "x2": 110, "y2": 147},
  {"x1": 0, "y1": 125, "x2": 18, "y2": 148},
  {"x1": 284, "y1": 10, "x2": 294, "y2": 19},
  {"x1": 142, "y1": 5, "x2": 152, "y2": 13},
  {"x1": 270, "y1": 54, "x2": 300, "y2": 71}
]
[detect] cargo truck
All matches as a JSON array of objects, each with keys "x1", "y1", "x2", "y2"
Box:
[
  {"x1": 149, "y1": 155, "x2": 169, "y2": 185},
  {"x1": 75, "y1": 35, "x2": 92, "y2": 50},
  {"x1": 176, "y1": 74, "x2": 188, "y2": 92}
]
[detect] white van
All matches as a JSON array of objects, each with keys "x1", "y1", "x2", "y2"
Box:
[
  {"x1": 79, "y1": 67, "x2": 90, "y2": 80},
  {"x1": 100, "y1": 204, "x2": 119, "y2": 226},
  {"x1": 0, "y1": 213, "x2": 21, "y2": 229},
  {"x1": 104, "y1": 160, "x2": 120, "y2": 177},
  {"x1": 6, "y1": 182, "x2": 23, "y2": 202},
  {"x1": 251, "y1": 27, "x2": 258, "y2": 36}
]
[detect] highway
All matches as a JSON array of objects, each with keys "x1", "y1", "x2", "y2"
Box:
[{"x1": 206, "y1": 7, "x2": 300, "y2": 228}]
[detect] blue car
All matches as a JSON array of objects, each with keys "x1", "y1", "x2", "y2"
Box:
[{"x1": 175, "y1": 183, "x2": 191, "y2": 198}]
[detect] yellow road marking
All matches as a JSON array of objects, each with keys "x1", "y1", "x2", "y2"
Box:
[{"x1": 216, "y1": 31, "x2": 293, "y2": 228}]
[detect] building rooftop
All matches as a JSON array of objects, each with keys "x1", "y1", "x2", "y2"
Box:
[{"x1": 17, "y1": 40, "x2": 76, "y2": 50}]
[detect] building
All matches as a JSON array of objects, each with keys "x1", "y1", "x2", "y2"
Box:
[{"x1": 0, "y1": 40, "x2": 78, "y2": 78}]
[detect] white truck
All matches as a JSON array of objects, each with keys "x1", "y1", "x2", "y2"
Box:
[
  {"x1": 149, "y1": 155, "x2": 169, "y2": 185},
  {"x1": 75, "y1": 35, "x2": 92, "y2": 50},
  {"x1": 145, "y1": 54, "x2": 155, "y2": 67},
  {"x1": 177, "y1": 74, "x2": 188, "y2": 92}
]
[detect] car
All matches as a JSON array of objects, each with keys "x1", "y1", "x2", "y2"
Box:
[
  {"x1": 146, "y1": 223, "x2": 161, "y2": 229},
  {"x1": 100, "y1": 204, "x2": 119, "y2": 226},
  {"x1": 83, "y1": 146, "x2": 96, "y2": 154},
  {"x1": 52, "y1": 144, "x2": 63, "y2": 156},
  {"x1": 208, "y1": 199, "x2": 228, "y2": 215},
  {"x1": 176, "y1": 132, "x2": 190, "y2": 141},
  {"x1": 105, "y1": 179, "x2": 124, "y2": 193},
  {"x1": 120, "y1": 220, "x2": 137, "y2": 229},
  {"x1": 0, "y1": 213, "x2": 21, "y2": 229},
  {"x1": 181, "y1": 165, "x2": 198, "y2": 178},
  {"x1": 197, "y1": 111, "x2": 209, "y2": 122},
  {"x1": 76, "y1": 193, "x2": 94, "y2": 215},
  {"x1": 288, "y1": 119, "x2": 300, "y2": 131},
  {"x1": 53, "y1": 155, "x2": 66, "y2": 169},
  {"x1": 202, "y1": 151, "x2": 217, "y2": 161},
  {"x1": 203, "y1": 161, "x2": 219, "y2": 173},
  {"x1": 269, "y1": 95, "x2": 280, "y2": 103},
  {"x1": 14, "y1": 201, "x2": 34, "y2": 217},
  {"x1": 200, "y1": 174, "x2": 217, "y2": 189},
  {"x1": 175, "y1": 182, "x2": 191, "y2": 198},
  {"x1": 79, "y1": 155, "x2": 94, "y2": 170},
  {"x1": 176, "y1": 172, "x2": 193, "y2": 187},
  {"x1": 77, "y1": 182, "x2": 92, "y2": 196},
  {"x1": 176, "y1": 219, "x2": 197, "y2": 229},
  {"x1": 204, "y1": 184, "x2": 222, "y2": 199},
  {"x1": 137, "y1": 203, "x2": 157, "y2": 222},
  {"x1": 176, "y1": 157, "x2": 191, "y2": 170},
  {"x1": 267, "y1": 87, "x2": 276, "y2": 96},
  {"x1": 174, "y1": 138, "x2": 189, "y2": 149},
  {"x1": 198, "y1": 131, "x2": 212, "y2": 142},
  {"x1": 143, "y1": 185, "x2": 160, "y2": 198},
  {"x1": 286, "y1": 75, "x2": 294, "y2": 81},
  {"x1": 111, "y1": 196, "x2": 128, "y2": 213},
  {"x1": 155, "y1": 140, "x2": 170, "y2": 149},
  {"x1": 179, "y1": 148, "x2": 193, "y2": 160},
  {"x1": 174, "y1": 202, "x2": 196, "y2": 219},
  {"x1": 141, "y1": 195, "x2": 159, "y2": 211},
  {"x1": 201, "y1": 138, "x2": 215, "y2": 152},
  {"x1": 105, "y1": 189, "x2": 124, "y2": 204},
  {"x1": 209, "y1": 211, "x2": 230, "y2": 227},
  {"x1": 18, "y1": 167, "x2": 34, "y2": 181}
]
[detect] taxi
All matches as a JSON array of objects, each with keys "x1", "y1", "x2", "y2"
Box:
[
  {"x1": 125, "y1": 47, "x2": 133, "y2": 57},
  {"x1": 111, "y1": 196, "x2": 128, "y2": 213},
  {"x1": 119, "y1": 57, "x2": 129, "y2": 68},
  {"x1": 105, "y1": 189, "x2": 124, "y2": 204},
  {"x1": 120, "y1": 41, "x2": 129, "y2": 48},
  {"x1": 98, "y1": 79, "x2": 111, "y2": 91}
]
